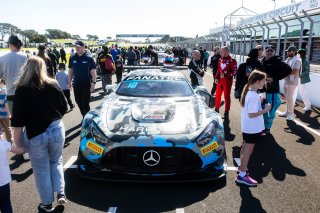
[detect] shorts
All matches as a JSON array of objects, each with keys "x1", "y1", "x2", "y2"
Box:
[{"x1": 242, "y1": 132, "x2": 261, "y2": 144}]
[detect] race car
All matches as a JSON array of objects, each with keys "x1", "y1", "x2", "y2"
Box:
[{"x1": 77, "y1": 69, "x2": 226, "y2": 182}]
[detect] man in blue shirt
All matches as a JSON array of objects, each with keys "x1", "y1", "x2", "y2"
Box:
[
  {"x1": 110, "y1": 47, "x2": 119, "y2": 62},
  {"x1": 68, "y1": 41, "x2": 96, "y2": 117}
]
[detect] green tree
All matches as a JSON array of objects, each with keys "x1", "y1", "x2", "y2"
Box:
[
  {"x1": 72, "y1": 34, "x2": 81, "y2": 40},
  {"x1": 20, "y1": 29, "x2": 47, "y2": 45},
  {"x1": 86, "y1": 34, "x2": 99, "y2": 40},
  {"x1": 0, "y1": 23, "x2": 20, "y2": 40},
  {"x1": 46, "y1": 29, "x2": 72, "y2": 39},
  {"x1": 145, "y1": 37, "x2": 151, "y2": 43}
]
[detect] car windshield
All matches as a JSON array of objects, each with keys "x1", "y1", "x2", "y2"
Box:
[{"x1": 116, "y1": 75, "x2": 193, "y2": 97}]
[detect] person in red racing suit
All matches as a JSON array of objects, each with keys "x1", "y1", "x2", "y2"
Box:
[{"x1": 214, "y1": 46, "x2": 237, "y2": 118}]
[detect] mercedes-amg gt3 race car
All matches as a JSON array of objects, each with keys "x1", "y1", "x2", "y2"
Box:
[{"x1": 77, "y1": 69, "x2": 226, "y2": 182}]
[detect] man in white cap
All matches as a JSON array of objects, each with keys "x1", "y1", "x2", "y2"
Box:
[{"x1": 279, "y1": 45, "x2": 301, "y2": 120}]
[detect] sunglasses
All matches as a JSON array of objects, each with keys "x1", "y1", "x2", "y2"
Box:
[
  {"x1": 257, "y1": 48, "x2": 263, "y2": 51},
  {"x1": 266, "y1": 49, "x2": 274, "y2": 52}
]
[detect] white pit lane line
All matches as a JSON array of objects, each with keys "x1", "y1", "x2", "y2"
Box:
[
  {"x1": 107, "y1": 207, "x2": 117, "y2": 213},
  {"x1": 176, "y1": 208, "x2": 185, "y2": 213},
  {"x1": 63, "y1": 156, "x2": 78, "y2": 169},
  {"x1": 276, "y1": 110, "x2": 320, "y2": 137}
]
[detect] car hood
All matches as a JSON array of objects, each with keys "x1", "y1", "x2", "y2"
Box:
[{"x1": 101, "y1": 96, "x2": 205, "y2": 135}]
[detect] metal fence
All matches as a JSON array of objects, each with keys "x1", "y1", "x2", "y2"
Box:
[{"x1": 171, "y1": 8, "x2": 320, "y2": 72}]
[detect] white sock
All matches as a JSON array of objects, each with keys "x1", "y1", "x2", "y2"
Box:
[{"x1": 239, "y1": 171, "x2": 246, "y2": 177}]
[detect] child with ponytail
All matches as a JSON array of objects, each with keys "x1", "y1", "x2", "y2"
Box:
[{"x1": 235, "y1": 70, "x2": 271, "y2": 186}]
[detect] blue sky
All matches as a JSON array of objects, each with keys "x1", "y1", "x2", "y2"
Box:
[{"x1": 0, "y1": 0, "x2": 294, "y2": 40}]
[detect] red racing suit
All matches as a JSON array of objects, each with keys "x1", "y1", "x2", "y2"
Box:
[{"x1": 214, "y1": 55, "x2": 237, "y2": 112}]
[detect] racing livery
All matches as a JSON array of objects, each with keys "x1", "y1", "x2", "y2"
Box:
[{"x1": 77, "y1": 69, "x2": 226, "y2": 182}]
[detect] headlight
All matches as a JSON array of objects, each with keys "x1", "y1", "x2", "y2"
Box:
[
  {"x1": 90, "y1": 122, "x2": 109, "y2": 145},
  {"x1": 196, "y1": 122, "x2": 216, "y2": 147}
]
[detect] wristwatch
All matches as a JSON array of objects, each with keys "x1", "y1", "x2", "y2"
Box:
[{"x1": 91, "y1": 81, "x2": 96, "y2": 84}]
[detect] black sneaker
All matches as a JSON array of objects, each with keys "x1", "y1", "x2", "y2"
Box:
[
  {"x1": 57, "y1": 194, "x2": 67, "y2": 204},
  {"x1": 261, "y1": 128, "x2": 270, "y2": 136},
  {"x1": 38, "y1": 203, "x2": 54, "y2": 212}
]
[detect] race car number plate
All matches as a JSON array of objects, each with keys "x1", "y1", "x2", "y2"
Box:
[
  {"x1": 200, "y1": 141, "x2": 219, "y2": 155},
  {"x1": 87, "y1": 141, "x2": 104, "y2": 155}
]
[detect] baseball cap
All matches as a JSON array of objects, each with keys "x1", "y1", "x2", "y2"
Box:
[
  {"x1": 297, "y1": 48, "x2": 306, "y2": 55},
  {"x1": 286, "y1": 45, "x2": 297, "y2": 52},
  {"x1": 74, "y1": 40, "x2": 85, "y2": 47},
  {"x1": 265, "y1": 45, "x2": 275, "y2": 51}
]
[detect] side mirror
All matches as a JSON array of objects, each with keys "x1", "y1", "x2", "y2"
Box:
[{"x1": 194, "y1": 86, "x2": 214, "y2": 108}]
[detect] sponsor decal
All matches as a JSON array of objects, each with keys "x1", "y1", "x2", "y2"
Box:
[
  {"x1": 118, "y1": 125, "x2": 163, "y2": 133},
  {"x1": 201, "y1": 141, "x2": 219, "y2": 155},
  {"x1": 126, "y1": 76, "x2": 182, "y2": 81},
  {"x1": 86, "y1": 140, "x2": 105, "y2": 155},
  {"x1": 142, "y1": 114, "x2": 165, "y2": 120},
  {"x1": 236, "y1": 0, "x2": 320, "y2": 26}
]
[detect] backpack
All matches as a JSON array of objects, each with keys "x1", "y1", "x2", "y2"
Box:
[{"x1": 105, "y1": 56, "x2": 115, "y2": 71}]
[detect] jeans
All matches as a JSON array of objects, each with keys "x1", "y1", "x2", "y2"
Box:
[
  {"x1": 26, "y1": 119, "x2": 65, "y2": 205},
  {"x1": 0, "y1": 183, "x2": 12, "y2": 213},
  {"x1": 263, "y1": 93, "x2": 281, "y2": 129}
]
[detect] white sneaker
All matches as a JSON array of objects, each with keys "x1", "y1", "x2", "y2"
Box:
[
  {"x1": 23, "y1": 153, "x2": 30, "y2": 160},
  {"x1": 303, "y1": 106, "x2": 311, "y2": 111},
  {"x1": 279, "y1": 111, "x2": 288, "y2": 117},
  {"x1": 286, "y1": 114, "x2": 294, "y2": 121}
]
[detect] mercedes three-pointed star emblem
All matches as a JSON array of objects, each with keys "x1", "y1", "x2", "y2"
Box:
[{"x1": 143, "y1": 150, "x2": 161, "y2": 166}]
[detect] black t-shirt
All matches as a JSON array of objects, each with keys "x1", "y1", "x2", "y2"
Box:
[
  {"x1": 188, "y1": 59, "x2": 203, "y2": 86},
  {"x1": 60, "y1": 49, "x2": 66, "y2": 57},
  {"x1": 199, "y1": 50, "x2": 205, "y2": 59},
  {"x1": 11, "y1": 84, "x2": 67, "y2": 139},
  {"x1": 210, "y1": 54, "x2": 221, "y2": 75},
  {"x1": 150, "y1": 51, "x2": 158, "y2": 66}
]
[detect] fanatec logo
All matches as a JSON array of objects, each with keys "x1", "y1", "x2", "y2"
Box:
[{"x1": 143, "y1": 150, "x2": 160, "y2": 166}]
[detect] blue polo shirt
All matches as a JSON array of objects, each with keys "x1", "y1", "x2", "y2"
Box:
[
  {"x1": 68, "y1": 53, "x2": 96, "y2": 88},
  {"x1": 110, "y1": 49, "x2": 119, "y2": 62}
]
